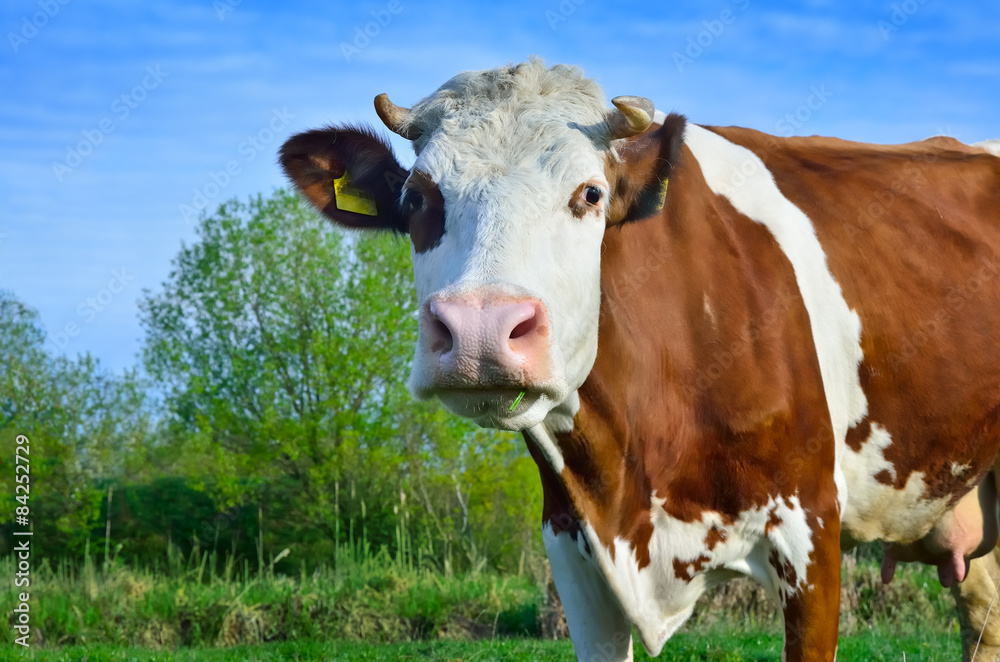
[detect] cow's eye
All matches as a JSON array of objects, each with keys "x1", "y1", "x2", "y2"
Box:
[
  {"x1": 585, "y1": 186, "x2": 603, "y2": 205},
  {"x1": 403, "y1": 190, "x2": 424, "y2": 213}
]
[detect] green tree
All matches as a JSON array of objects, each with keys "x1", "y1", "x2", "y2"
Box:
[
  {"x1": 139, "y1": 190, "x2": 540, "y2": 572},
  {"x1": 0, "y1": 291, "x2": 152, "y2": 557}
]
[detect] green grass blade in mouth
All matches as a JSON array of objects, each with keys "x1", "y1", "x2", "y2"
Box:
[{"x1": 509, "y1": 391, "x2": 525, "y2": 411}]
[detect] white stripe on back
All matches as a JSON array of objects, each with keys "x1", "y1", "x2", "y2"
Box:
[{"x1": 683, "y1": 125, "x2": 868, "y2": 511}]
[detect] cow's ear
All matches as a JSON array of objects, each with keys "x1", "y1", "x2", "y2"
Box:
[
  {"x1": 606, "y1": 112, "x2": 687, "y2": 226},
  {"x1": 279, "y1": 125, "x2": 409, "y2": 233}
]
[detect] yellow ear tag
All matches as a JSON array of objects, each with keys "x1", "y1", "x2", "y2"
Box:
[
  {"x1": 333, "y1": 172, "x2": 378, "y2": 216},
  {"x1": 653, "y1": 178, "x2": 669, "y2": 211}
]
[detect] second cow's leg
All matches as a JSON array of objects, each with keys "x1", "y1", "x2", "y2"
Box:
[{"x1": 953, "y1": 545, "x2": 1000, "y2": 662}]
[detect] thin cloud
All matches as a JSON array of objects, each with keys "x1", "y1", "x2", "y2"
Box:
[{"x1": 2, "y1": 0, "x2": 997, "y2": 373}]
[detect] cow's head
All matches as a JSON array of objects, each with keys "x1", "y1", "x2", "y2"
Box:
[{"x1": 280, "y1": 60, "x2": 683, "y2": 430}]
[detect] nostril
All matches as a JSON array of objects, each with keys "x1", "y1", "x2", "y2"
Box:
[
  {"x1": 509, "y1": 315, "x2": 538, "y2": 340},
  {"x1": 430, "y1": 318, "x2": 453, "y2": 354},
  {"x1": 427, "y1": 303, "x2": 455, "y2": 355}
]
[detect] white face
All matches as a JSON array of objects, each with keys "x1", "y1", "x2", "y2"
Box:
[{"x1": 405, "y1": 116, "x2": 610, "y2": 430}]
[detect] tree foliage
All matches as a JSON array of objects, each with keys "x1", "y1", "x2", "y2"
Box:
[
  {"x1": 139, "y1": 190, "x2": 541, "y2": 573},
  {"x1": 0, "y1": 291, "x2": 153, "y2": 556}
]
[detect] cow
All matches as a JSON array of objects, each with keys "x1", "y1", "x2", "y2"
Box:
[{"x1": 279, "y1": 59, "x2": 1000, "y2": 661}]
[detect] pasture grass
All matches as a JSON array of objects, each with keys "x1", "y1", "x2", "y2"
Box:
[
  {"x1": 1, "y1": 543, "x2": 961, "y2": 657},
  {"x1": 8, "y1": 632, "x2": 959, "y2": 661},
  {"x1": 1, "y1": 543, "x2": 543, "y2": 649}
]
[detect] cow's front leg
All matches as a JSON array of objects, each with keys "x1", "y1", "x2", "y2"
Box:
[
  {"x1": 543, "y1": 523, "x2": 633, "y2": 662},
  {"x1": 770, "y1": 503, "x2": 841, "y2": 662}
]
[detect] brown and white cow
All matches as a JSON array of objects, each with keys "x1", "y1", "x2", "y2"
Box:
[{"x1": 279, "y1": 59, "x2": 1000, "y2": 661}]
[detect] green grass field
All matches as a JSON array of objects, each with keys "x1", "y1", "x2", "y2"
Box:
[
  {"x1": 8, "y1": 632, "x2": 960, "y2": 661},
  {"x1": 1, "y1": 546, "x2": 964, "y2": 661}
]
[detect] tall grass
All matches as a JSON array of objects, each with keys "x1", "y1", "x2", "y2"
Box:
[
  {"x1": 0, "y1": 537, "x2": 544, "y2": 649},
  {"x1": 0, "y1": 542, "x2": 958, "y2": 650}
]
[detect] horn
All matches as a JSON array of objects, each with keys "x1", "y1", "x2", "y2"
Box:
[
  {"x1": 374, "y1": 93, "x2": 422, "y2": 140},
  {"x1": 607, "y1": 95, "x2": 655, "y2": 139}
]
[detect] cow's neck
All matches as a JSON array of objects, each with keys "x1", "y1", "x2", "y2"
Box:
[{"x1": 526, "y1": 145, "x2": 704, "y2": 547}]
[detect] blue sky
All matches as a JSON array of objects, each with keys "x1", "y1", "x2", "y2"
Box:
[{"x1": 1, "y1": 0, "x2": 997, "y2": 373}]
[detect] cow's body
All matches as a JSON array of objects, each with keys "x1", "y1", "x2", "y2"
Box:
[
  {"x1": 531, "y1": 122, "x2": 1000, "y2": 660},
  {"x1": 280, "y1": 60, "x2": 1000, "y2": 661}
]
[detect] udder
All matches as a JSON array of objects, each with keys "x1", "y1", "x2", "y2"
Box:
[{"x1": 881, "y1": 470, "x2": 1000, "y2": 587}]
